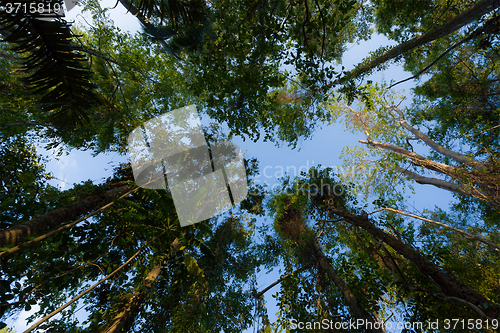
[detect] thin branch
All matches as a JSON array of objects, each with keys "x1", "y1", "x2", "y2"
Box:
[
  {"x1": 434, "y1": 294, "x2": 492, "y2": 320},
  {"x1": 369, "y1": 207, "x2": 500, "y2": 251},
  {"x1": 23, "y1": 230, "x2": 167, "y2": 333},
  {"x1": 316, "y1": 219, "x2": 343, "y2": 223},
  {"x1": 388, "y1": 14, "x2": 500, "y2": 90},
  {"x1": 345, "y1": 104, "x2": 371, "y2": 141},
  {"x1": 254, "y1": 264, "x2": 313, "y2": 298},
  {"x1": 102, "y1": 57, "x2": 131, "y2": 115},
  {"x1": 467, "y1": 123, "x2": 500, "y2": 137}
]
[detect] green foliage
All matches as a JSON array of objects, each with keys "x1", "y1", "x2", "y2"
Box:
[
  {"x1": 322, "y1": 81, "x2": 414, "y2": 203},
  {"x1": 0, "y1": 153, "x2": 265, "y2": 332},
  {"x1": 167, "y1": 0, "x2": 369, "y2": 146},
  {"x1": 2, "y1": 0, "x2": 500, "y2": 331},
  {"x1": 266, "y1": 167, "x2": 500, "y2": 329},
  {"x1": 0, "y1": 136, "x2": 59, "y2": 228},
  {"x1": 371, "y1": 0, "x2": 475, "y2": 41}
]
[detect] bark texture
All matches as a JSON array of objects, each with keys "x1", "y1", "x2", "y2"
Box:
[
  {"x1": 311, "y1": 240, "x2": 385, "y2": 333},
  {"x1": 343, "y1": 0, "x2": 500, "y2": 82},
  {"x1": 100, "y1": 238, "x2": 181, "y2": 333},
  {"x1": 0, "y1": 185, "x2": 130, "y2": 247},
  {"x1": 329, "y1": 208, "x2": 500, "y2": 319}
]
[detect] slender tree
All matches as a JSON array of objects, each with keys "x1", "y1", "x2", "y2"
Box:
[{"x1": 267, "y1": 167, "x2": 500, "y2": 327}]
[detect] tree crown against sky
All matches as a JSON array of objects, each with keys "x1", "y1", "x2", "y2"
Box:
[{"x1": 1, "y1": 0, "x2": 500, "y2": 331}]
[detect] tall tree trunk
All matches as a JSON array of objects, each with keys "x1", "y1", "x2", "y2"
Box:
[
  {"x1": 311, "y1": 240, "x2": 386, "y2": 333},
  {"x1": 100, "y1": 238, "x2": 181, "y2": 333},
  {"x1": 25, "y1": 231, "x2": 167, "y2": 333},
  {"x1": 277, "y1": 202, "x2": 385, "y2": 329},
  {"x1": 320, "y1": 0, "x2": 500, "y2": 91},
  {"x1": 0, "y1": 184, "x2": 130, "y2": 247},
  {"x1": 328, "y1": 208, "x2": 500, "y2": 319},
  {"x1": 101, "y1": 265, "x2": 162, "y2": 333}
]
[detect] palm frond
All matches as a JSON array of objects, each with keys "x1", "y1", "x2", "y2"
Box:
[{"x1": 0, "y1": 4, "x2": 100, "y2": 128}]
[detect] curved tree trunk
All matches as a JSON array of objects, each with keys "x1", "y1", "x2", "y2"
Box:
[
  {"x1": 100, "y1": 238, "x2": 181, "y2": 333},
  {"x1": 311, "y1": 240, "x2": 386, "y2": 333},
  {"x1": 101, "y1": 264, "x2": 163, "y2": 333},
  {"x1": 0, "y1": 184, "x2": 130, "y2": 247},
  {"x1": 329, "y1": 208, "x2": 500, "y2": 319},
  {"x1": 360, "y1": 139, "x2": 500, "y2": 206},
  {"x1": 320, "y1": 0, "x2": 500, "y2": 91}
]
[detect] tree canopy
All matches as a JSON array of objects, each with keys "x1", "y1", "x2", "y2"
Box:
[{"x1": 1, "y1": 0, "x2": 500, "y2": 331}]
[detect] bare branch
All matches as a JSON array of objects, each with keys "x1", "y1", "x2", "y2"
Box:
[
  {"x1": 434, "y1": 294, "x2": 493, "y2": 320},
  {"x1": 24, "y1": 231, "x2": 167, "y2": 333},
  {"x1": 394, "y1": 166, "x2": 466, "y2": 193},
  {"x1": 388, "y1": 106, "x2": 486, "y2": 169},
  {"x1": 345, "y1": 105, "x2": 372, "y2": 141},
  {"x1": 0, "y1": 122, "x2": 49, "y2": 128},
  {"x1": 254, "y1": 264, "x2": 313, "y2": 299},
  {"x1": 359, "y1": 139, "x2": 456, "y2": 175},
  {"x1": 369, "y1": 207, "x2": 500, "y2": 251}
]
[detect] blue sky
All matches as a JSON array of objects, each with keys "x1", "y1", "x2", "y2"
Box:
[{"x1": 10, "y1": 1, "x2": 456, "y2": 331}]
